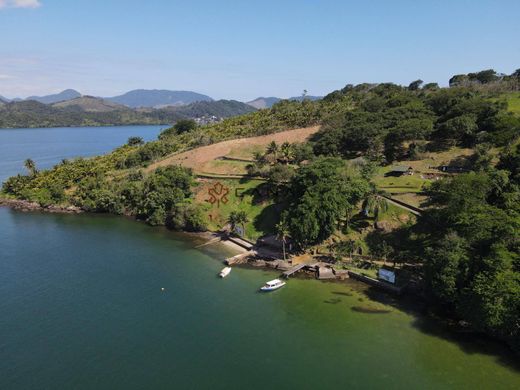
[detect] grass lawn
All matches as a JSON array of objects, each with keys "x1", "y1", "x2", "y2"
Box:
[
  {"x1": 226, "y1": 144, "x2": 263, "y2": 160},
  {"x1": 200, "y1": 159, "x2": 250, "y2": 175},
  {"x1": 373, "y1": 166, "x2": 427, "y2": 193},
  {"x1": 492, "y1": 92, "x2": 520, "y2": 115},
  {"x1": 372, "y1": 147, "x2": 475, "y2": 195},
  {"x1": 391, "y1": 192, "x2": 428, "y2": 208},
  {"x1": 379, "y1": 201, "x2": 415, "y2": 222},
  {"x1": 193, "y1": 178, "x2": 278, "y2": 240}
]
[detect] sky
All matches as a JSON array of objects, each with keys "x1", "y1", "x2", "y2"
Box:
[{"x1": 0, "y1": 0, "x2": 519, "y2": 101}]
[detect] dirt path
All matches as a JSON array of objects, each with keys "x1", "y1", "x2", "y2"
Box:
[{"x1": 145, "y1": 125, "x2": 320, "y2": 173}]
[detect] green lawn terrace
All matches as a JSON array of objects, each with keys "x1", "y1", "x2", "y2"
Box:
[{"x1": 194, "y1": 178, "x2": 278, "y2": 240}]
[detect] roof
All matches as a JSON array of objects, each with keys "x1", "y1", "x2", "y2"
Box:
[
  {"x1": 266, "y1": 279, "x2": 282, "y2": 285},
  {"x1": 391, "y1": 166, "x2": 413, "y2": 172}
]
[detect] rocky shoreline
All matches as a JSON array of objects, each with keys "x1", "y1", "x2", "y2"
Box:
[{"x1": 0, "y1": 198, "x2": 82, "y2": 214}]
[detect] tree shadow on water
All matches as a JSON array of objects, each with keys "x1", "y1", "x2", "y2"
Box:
[{"x1": 362, "y1": 286, "x2": 520, "y2": 372}]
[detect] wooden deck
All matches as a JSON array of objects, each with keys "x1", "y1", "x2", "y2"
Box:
[{"x1": 282, "y1": 261, "x2": 317, "y2": 278}]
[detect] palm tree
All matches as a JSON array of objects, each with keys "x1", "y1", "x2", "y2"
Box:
[
  {"x1": 275, "y1": 216, "x2": 290, "y2": 261},
  {"x1": 227, "y1": 210, "x2": 249, "y2": 236},
  {"x1": 24, "y1": 158, "x2": 37, "y2": 176},
  {"x1": 362, "y1": 185, "x2": 389, "y2": 227},
  {"x1": 252, "y1": 151, "x2": 267, "y2": 167},
  {"x1": 280, "y1": 142, "x2": 294, "y2": 164},
  {"x1": 266, "y1": 141, "x2": 279, "y2": 160}
]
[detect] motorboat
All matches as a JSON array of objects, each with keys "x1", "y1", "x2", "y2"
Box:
[
  {"x1": 219, "y1": 267, "x2": 232, "y2": 278},
  {"x1": 260, "y1": 278, "x2": 286, "y2": 291}
]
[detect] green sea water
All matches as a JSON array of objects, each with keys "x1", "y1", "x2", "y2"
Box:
[
  {"x1": 0, "y1": 209, "x2": 519, "y2": 389},
  {"x1": 0, "y1": 126, "x2": 519, "y2": 389}
]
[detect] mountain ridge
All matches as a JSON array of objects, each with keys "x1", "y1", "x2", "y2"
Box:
[
  {"x1": 105, "y1": 89, "x2": 213, "y2": 108},
  {"x1": 27, "y1": 89, "x2": 82, "y2": 104}
]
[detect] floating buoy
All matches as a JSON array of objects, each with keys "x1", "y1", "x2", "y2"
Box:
[{"x1": 161, "y1": 287, "x2": 165, "y2": 291}]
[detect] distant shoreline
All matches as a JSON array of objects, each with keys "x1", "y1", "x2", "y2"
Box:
[{"x1": 0, "y1": 123, "x2": 171, "y2": 130}]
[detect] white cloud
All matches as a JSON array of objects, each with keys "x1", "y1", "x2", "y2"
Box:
[
  {"x1": 0, "y1": 0, "x2": 42, "y2": 9},
  {"x1": 0, "y1": 74, "x2": 14, "y2": 79}
]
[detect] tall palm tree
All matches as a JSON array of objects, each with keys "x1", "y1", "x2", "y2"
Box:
[
  {"x1": 362, "y1": 185, "x2": 389, "y2": 227},
  {"x1": 275, "y1": 216, "x2": 290, "y2": 261},
  {"x1": 227, "y1": 210, "x2": 249, "y2": 236},
  {"x1": 235, "y1": 211, "x2": 249, "y2": 236},
  {"x1": 24, "y1": 158, "x2": 37, "y2": 176}
]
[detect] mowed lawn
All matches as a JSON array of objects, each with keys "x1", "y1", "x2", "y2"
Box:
[{"x1": 193, "y1": 178, "x2": 279, "y2": 240}]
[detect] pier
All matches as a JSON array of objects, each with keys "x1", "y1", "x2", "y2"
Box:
[
  {"x1": 225, "y1": 251, "x2": 256, "y2": 265},
  {"x1": 282, "y1": 261, "x2": 316, "y2": 278}
]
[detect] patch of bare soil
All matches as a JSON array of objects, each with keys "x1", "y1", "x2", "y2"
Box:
[{"x1": 146, "y1": 125, "x2": 320, "y2": 173}]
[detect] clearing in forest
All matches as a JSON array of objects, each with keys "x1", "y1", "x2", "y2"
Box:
[{"x1": 145, "y1": 125, "x2": 321, "y2": 174}]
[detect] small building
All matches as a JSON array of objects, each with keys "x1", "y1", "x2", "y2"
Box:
[
  {"x1": 438, "y1": 165, "x2": 471, "y2": 173},
  {"x1": 388, "y1": 166, "x2": 414, "y2": 176}
]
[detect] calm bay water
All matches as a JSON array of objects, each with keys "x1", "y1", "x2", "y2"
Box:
[
  {"x1": 0, "y1": 126, "x2": 519, "y2": 389},
  {"x1": 0, "y1": 125, "x2": 166, "y2": 183}
]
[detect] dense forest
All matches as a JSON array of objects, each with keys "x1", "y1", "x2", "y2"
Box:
[
  {"x1": 2, "y1": 68, "x2": 519, "y2": 353},
  {"x1": 0, "y1": 99, "x2": 256, "y2": 128}
]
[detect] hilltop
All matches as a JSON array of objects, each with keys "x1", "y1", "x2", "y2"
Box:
[
  {"x1": 105, "y1": 89, "x2": 213, "y2": 108},
  {"x1": 26, "y1": 89, "x2": 82, "y2": 104},
  {"x1": 52, "y1": 96, "x2": 129, "y2": 112}
]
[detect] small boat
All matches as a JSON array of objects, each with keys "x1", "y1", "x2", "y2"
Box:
[
  {"x1": 219, "y1": 267, "x2": 232, "y2": 278},
  {"x1": 260, "y1": 278, "x2": 286, "y2": 292}
]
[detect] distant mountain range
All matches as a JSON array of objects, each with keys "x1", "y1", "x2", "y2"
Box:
[
  {"x1": 0, "y1": 96, "x2": 256, "y2": 128},
  {"x1": 2, "y1": 89, "x2": 323, "y2": 109},
  {"x1": 0, "y1": 88, "x2": 322, "y2": 128},
  {"x1": 2, "y1": 89, "x2": 214, "y2": 108},
  {"x1": 247, "y1": 95, "x2": 322, "y2": 109}
]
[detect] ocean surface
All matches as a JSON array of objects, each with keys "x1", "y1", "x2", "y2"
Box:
[
  {"x1": 0, "y1": 125, "x2": 166, "y2": 183},
  {"x1": 0, "y1": 126, "x2": 519, "y2": 389}
]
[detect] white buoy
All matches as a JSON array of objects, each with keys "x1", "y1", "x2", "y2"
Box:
[{"x1": 161, "y1": 287, "x2": 165, "y2": 291}]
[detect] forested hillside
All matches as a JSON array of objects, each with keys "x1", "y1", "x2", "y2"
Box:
[{"x1": 0, "y1": 99, "x2": 255, "y2": 128}]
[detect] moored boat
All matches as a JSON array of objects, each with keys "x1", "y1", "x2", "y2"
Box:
[
  {"x1": 260, "y1": 279, "x2": 286, "y2": 291},
  {"x1": 219, "y1": 267, "x2": 232, "y2": 278}
]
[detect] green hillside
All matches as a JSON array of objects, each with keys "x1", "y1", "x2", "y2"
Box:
[{"x1": 0, "y1": 99, "x2": 256, "y2": 128}]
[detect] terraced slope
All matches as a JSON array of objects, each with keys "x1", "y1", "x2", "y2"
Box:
[{"x1": 146, "y1": 125, "x2": 321, "y2": 174}]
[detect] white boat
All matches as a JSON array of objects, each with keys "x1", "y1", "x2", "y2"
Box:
[
  {"x1": 219, "y1": 267, "x2": 232, "y2": 278},
  {"x1": 260, "y1": 278, "x2": 286, "y2": 292}
]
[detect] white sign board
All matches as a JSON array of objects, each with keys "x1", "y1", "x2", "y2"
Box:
[{"x1": 378, "y1": 269, "x2": 396, "y2": 284}]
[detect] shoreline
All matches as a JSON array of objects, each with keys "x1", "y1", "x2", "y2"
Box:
[
  {"x1": 0, "y1": 123, "x2": 171, "y2": 130},
  {"x1": 0, "y1": 198, "x2": 83, "y2": 214}
]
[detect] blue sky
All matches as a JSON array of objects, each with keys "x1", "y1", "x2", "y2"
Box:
[{"x1": 0, "y1": 0, "x2": 519, "y2": 101}]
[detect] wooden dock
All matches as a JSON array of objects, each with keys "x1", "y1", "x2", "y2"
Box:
[
  {"x1": 282, "y1": 262, "x2": 316, "y2": 278},
  {"x1": 225, "y1": 251, "x2": 256, "y2": 265}
]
